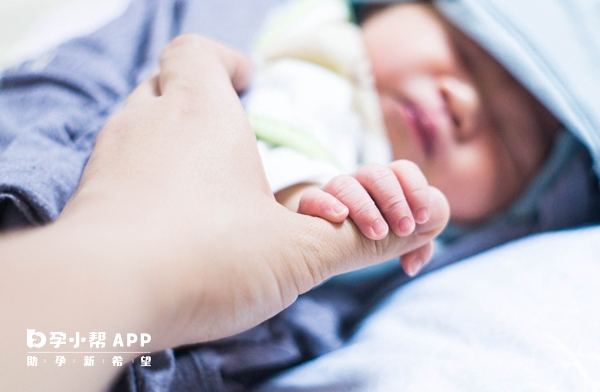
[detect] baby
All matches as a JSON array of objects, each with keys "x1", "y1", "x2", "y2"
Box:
[{"x1": 245, "y1": 0, "x2": 562, "y2": 275}]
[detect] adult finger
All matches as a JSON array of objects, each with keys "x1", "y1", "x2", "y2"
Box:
[
  {"x1": 125, "y1": 73, "x2": 160, "y2": 106},
  {"x1": 158, "y1": 34, "x2": 252, "y2": 97}
]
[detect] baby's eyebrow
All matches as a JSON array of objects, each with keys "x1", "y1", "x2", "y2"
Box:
[
  {"x1": 454, "y1": 42, "x2": 475, "y2": 72},
  {"x1": 448, "y1": 29, "x2": 481, "y2": 74},
  {"x1": 447, "y1": 22, "x2": 506, "y2": 80}
]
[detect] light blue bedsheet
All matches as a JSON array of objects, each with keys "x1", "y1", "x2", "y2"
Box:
[{"x1": 259, "y1": 226, "x2": 600, "y2": 391}]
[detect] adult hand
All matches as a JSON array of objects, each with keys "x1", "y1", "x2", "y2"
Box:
[
  {"x1": 1, "y1": 35, "x2": 448, "y2": 392},
  {"x1": 62, "y1": 34, "x2": 450, "y2": 347}
]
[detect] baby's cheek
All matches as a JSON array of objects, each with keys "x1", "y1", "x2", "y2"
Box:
[{"x1": 431, "y1": 146, "x2": 501, "y2": 224}]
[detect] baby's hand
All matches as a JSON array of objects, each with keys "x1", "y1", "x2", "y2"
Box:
[
  {"x1": 298, "y1": 160, "x2": 434, "y2": 276},
  {"x1": 299, "y1": 160, "x2": 431, "y2": 238}
]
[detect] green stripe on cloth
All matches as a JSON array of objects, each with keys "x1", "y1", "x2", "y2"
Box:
[{"x1": 250, "y1": 115, "x2": 342, "y2": 167}]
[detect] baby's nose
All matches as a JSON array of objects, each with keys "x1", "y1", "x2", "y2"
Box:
[{"x1": 438, "y1": 76, "x2": 480, "y2": 141}]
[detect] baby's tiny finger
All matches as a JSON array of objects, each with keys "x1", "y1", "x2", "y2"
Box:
[
  {"x1": 298, "y1": 188, "x2": 348, "y2": 223},
  {"x1": 400, "y1": 240, "x2": 435, "y2": 277},
  {"x1": 323, "y1": 176, "x2": 388, "y2": 240},
  {"x1": 354, "y1": 164, "x2": 415, "y2": 237},
  {"x1": 389, "y1": 160, "x2": 431, "y2": 224}
]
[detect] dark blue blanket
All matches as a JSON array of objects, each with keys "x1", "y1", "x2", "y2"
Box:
[{"x1": 0, "y1": 0, "x2": 279, "y2": 229}]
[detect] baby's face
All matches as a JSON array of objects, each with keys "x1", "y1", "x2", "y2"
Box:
[{"x1": 362, "y1": 4, "x2": 560, "y2": 224}]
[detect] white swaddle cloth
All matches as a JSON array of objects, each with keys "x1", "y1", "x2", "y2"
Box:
[{"x1": 244, "y1": 0, "x2": 390, "y2": 193}]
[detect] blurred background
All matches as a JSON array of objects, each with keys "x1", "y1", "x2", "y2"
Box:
[
  {"x1": 0, "y1": 0, "x2": 265, "y2": 68},
  {"x1": 0, "y1": 0, "x2": 71, "y2": 64},
  {"x1": 1, "y1": 0, "x2": 131, "y2": 69}
]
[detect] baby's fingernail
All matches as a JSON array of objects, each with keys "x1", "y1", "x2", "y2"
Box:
[
  {"x1": 398, "y1": 217, "x2": 414, "y2": 235},
  {"x1": 414, "y1": 207, "x2": 429, "y2": 224},
  {"x1": 407, "y1": 257, "x2": 424, "y2": 277},
  {"x1": 332, "y1": 202, "x2": 347, "y2": 215},
  {"x1": 372, "y1": 218, "x2": 388, "y2": 237}
]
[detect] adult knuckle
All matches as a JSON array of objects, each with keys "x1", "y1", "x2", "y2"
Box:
[
  {"x1": 167, "y1": 34, "x2": 204, "y2": 50},
  {"x1": 161, "y1": 35, "x2": 212, "y2": 66}
]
